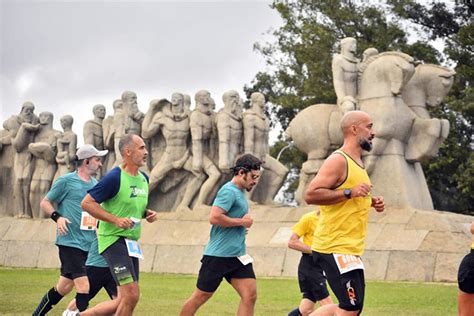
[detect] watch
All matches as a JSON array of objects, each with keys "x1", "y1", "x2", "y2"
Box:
[{"x1": 343, "y1": 188, "x2": 352, "y2": 199}]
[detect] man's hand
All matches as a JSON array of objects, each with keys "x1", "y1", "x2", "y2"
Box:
[
  {"x1": 57, "y1": 217, "x2": 71, "y2": 236},
  {"x1": 114, "y1": 217, "x2": 134, "y2": 229},
  {"x1": 241, "y1": 214, "x2": 253, "y2": 228},
  {"x1": 351, "y1": 183, "x2": 372, "y2": 198},
  {"x1": 371, "y1": 196, "x2": 385, "y2": 212},
  {"x1": 145, "y1": 209, "x2": 158, "y2": 223}
]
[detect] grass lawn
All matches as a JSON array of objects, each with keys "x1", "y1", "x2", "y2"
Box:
[{"x1": 0, "y1": 267, "x2": 458, "y2": 315}]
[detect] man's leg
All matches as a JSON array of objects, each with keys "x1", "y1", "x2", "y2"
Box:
[
  {"x1": 33, "y1": 276, "x2": 74, "y2": 316},
  {"x1": 179, "y1": 288, "x2": 214, "y2": 316},
  {"x1": 458, "y1": 290, "x2": 474, "y2": 316},
  {"x1": 115, "y1": 282, "x2": 139, "y2": 316},
  {"x1": 230, "y1": 278, "x2": 257, "y2": 316},
  {"x1": 73, "y1": 275, "x2": 90, "y2": 312}
]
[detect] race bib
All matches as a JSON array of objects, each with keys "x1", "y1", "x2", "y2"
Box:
[
  {"x1": 125, "y1": 238, "x2": 144, "y2": 260},
  {"x1": 333, "y1": 254, "x2": 364, "y2": 274},
  {"x1": 237, "y1": 254, "x2": 254, "y2": 266},
  {"x1": 80, "y1": 211, "x2": 97, "y2": 230}
]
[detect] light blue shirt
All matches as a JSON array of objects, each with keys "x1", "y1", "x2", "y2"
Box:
[
  {"x1": 203, "y1": 182, "x2": 248, "y2": 257},
  {"x1": 47, "y1": 171, "x2": 97, "y2": 252},
  {"x1": 85, "y1": 238, "x2": 108, "y2": 267}
]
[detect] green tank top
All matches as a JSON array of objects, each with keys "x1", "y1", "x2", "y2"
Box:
[{"x1": 98, "y1": 168, "x2": 149, "y2": 253}]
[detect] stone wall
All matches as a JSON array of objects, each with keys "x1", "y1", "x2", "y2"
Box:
[{"x1": 0, "y1": 205, "x2": 471, "y2": 282}]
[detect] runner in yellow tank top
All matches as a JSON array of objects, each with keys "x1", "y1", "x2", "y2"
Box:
[{"x1": 304, "y1": 111, "x2": 385, "y2": 316}]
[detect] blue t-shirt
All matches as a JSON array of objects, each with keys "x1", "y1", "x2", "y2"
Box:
[
  {"x1": 47, "y1": 171, "x2": 97, "y2": 252},
  {"x1": 85, "y1": 237, "x2": 108, "y2": 268},
  {"x1": 203, "y1": 182, "x2": 248, "y2": 257}
]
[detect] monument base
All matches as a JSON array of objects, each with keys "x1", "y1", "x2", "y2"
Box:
[{"x1": 0, "y1": 204, "x2": 471, "y2": 283}]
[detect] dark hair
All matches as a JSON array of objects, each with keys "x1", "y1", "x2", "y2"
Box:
[{"x1": 232, "y1": 154, "x2": 262, "y2": 175}]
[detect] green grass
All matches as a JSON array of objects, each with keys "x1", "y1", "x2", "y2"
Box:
[{"x1": 0, "y1": 267, "x2": 458, "y2": 315}]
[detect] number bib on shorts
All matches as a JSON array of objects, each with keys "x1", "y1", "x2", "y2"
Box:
[
  {"x1": 125, "y1": 238, "x2": 144, "y2": 260},
  {"x1": 80, "y1": 211, "x2": 98, "y2": 231},
  {"x1": 333, "y1": 253, "x2": 364, "y2": 274},
  {"x1": 237, "y1": 254, "x2": 254, "y2": 266}
]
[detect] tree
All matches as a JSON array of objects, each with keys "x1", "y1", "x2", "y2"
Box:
[{"x1": 245, "y1": 0, "x2": 473, "y2": 213}]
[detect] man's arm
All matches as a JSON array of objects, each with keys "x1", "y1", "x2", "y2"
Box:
[
  {"x1": 209, "y1": 206, "x2": 253, "y2": 228},
  {"x1": 288, "y1": 232, "x2": 311, "y2": 254},
  {"x1": 40, "y1": 196, "x2": 71, "y2": 235},
  {"x1": 81, "y1": 194, "x2": 133, "y2": 229},
  {"x1": 305, "y1": 153, "x2": 372, "y2": 205}
]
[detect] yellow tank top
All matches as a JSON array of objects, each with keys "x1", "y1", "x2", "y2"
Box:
[
  {"x1": 312, "y1": 150, "x2": 372, "y2": 256},
  {"x1": 292, "y1": 211, "x2": 319, "y2": 247}
]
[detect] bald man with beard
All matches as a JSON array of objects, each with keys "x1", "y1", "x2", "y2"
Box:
[{"x1": 305, "y1": 111, "x2": 385, "y2": 316}]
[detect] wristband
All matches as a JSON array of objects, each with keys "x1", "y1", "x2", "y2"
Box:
[{"x1": 50, "y1": 211, "x2": 61, "y2": 222}]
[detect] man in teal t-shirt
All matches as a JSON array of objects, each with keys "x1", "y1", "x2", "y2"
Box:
[
  {"x1": 180, "y1": 154, "x2": 262, "y2": 316},
  {"x1": 80, "y1": 134, "x2": 157, "y2": 316},
  {"x1": 32, "y1": 144, "x2": 108, "y2": 316}
]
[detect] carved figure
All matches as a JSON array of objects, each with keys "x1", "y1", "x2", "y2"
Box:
[
  {"x1": 190, "y1": 90, "x2": 221, "y2": 206},
  {"x1": 11, "y1": 102, "x2": 40, "y2": 217},
  {"x1": 184, "y1": 94, "x2": 192, "y2": 114},
  {"x1": 54, "y1": 115, "x2": 77, "y2": 180},
  {"x1": 29, "y1": 112, "x2": 60, "y2": 218},
  {"x1": 142, "y1": 93, "x2": 203, "y2": 211},
  {"x1": 102, "y1": 99, "x2": 123, "y2": 172},
  {"x1": 243, "y1": 92, "x2": 289, "y2": 203},
  {"x1": 332, "y1": 37, "x2": 359, "y2": 111},
  {"x1": 83, "y1": 104, "x2": 106, "y2": 149},
  {"x1": 121, "y1": 90, "x2": 144, "y2": 135},
  {"x1": 216, "y1": 90, "x2": 244, "y2": 172},
  {"x1": 402, "y1": 64, "x2": 455, "y2": 161}
]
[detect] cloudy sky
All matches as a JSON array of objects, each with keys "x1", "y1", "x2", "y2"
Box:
[{"x1": 0, "y1": 0, "x2": 282, "y2": 144}]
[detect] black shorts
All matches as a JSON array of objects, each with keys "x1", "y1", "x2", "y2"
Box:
[
  {"x1": 58, "y1": 245, "x2": 88, "y2": 280},
  {"x1": 86, "y1": 266, "x2": 118, "y2": 299},
  {"x1": 196, "y1": 255, "x2": 256, "y2": 293},
  {"x1": 313, "y1": 251, "x2": 365, "y2": 312},
  {"x1": 101, "y1": 237, "x2": 139, "y2": 286},
  {"x1": 298, "y1": 254, "x2": 330, "y2": 302},
  {"x1": 458, "y1": 250, "x2": 474, "y2": 294}
]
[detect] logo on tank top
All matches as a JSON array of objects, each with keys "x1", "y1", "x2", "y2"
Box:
[{"x1": 129, "y1": 185, "x2": 147, "y2": 198}]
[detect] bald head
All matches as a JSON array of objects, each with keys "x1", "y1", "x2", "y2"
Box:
[{"x1": 340, "y1": 111, "x2": 371, "y2": 135}]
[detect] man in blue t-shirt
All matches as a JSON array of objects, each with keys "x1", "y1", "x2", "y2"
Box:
[
  {"x1": 32, "y1": 144, "x2": 108, "y2": 316},
  {"x1": 180, "y1": 154, "x2": 262, "y2": 316}
]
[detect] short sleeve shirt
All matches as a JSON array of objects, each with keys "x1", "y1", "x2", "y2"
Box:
[
  {"x1": 292, "y1": 211, "x2": 319, "y2": 247},
  {"x1": 203, "y1": 182, "x2": 248, "y2": 257},
  {"x1": 47, "y1": 171, "x2": 97, "y2": 252}
]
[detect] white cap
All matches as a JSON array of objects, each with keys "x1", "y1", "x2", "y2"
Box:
[{"x1": 76, "y1": 144, "x2": 108, "y2": 160}]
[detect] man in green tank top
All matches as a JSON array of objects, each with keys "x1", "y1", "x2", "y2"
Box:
[{"x1": 80, "y1": 134, "x2": 157, "y2": 316}]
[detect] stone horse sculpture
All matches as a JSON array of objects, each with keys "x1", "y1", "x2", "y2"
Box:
[{"x1": 287, "y1": 52, "x2": 454, "y2": 209}]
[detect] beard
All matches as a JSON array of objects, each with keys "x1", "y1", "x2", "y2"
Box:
[{"x1": 359, "y1": 138, "x2": 373, "y2": 152}]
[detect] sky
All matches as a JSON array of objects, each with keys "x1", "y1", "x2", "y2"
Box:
[{"x1": 0, "y1": 0, "x2": 282, "y2": 144}]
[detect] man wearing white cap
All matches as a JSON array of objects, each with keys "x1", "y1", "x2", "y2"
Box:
[{"x1": 32, "y1": 144, "x2": 108, "y2": 316}]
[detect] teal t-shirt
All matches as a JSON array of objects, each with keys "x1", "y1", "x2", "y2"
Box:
[
  {"x1": 203, "y1": 182, "x2": 248, "y2": 257},
  {"x1": 47, "y1": 171, "x2": 97, "y2": 252},
  {"x1": 85, "y1": 237, "x2": 108, "y2": 268}
]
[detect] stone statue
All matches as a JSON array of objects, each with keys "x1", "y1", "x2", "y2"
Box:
[
  {"x1": 243, "y1": 92, "x2": 289, "y2": 203},
  {"x1": 216, "y1": 90, "x2": 244, "y2": 173},
  {"x1": 122, "y1": 90, "x2": 144, "y2": 135},
  {"x1": 10, "y1": 102, "x2": 40, "y2": 217},
  {"x1": 1, "y1": 101, "x2": 39, "y2": 148},
  {"x1": 54, "y1": 115, "x2": 77, "y2": 180},
  {"x1": 402, "y1": 64, "x2": 454, "y2": 161},
  {"x1": 332, "y1": 37, "x2": 359, "y2": 111},
  {"x1": 83, "y1": 104, "x2": 106, "y2": 149},
  {"x1": 102, "y1": 99, "x2": 123, "y2": 172},
  {"x1": 190, "y1": 90, "x2": 221, "y2": 206},
  {"x1": 184, "y1": 94, "x2": 192, "y2": 113},
  {"x1": 28, "y1": 112, "x2": 60, "y2": 218},
  {"x1": 142, "y1": 93, "x2": 203, "y2": 211}
]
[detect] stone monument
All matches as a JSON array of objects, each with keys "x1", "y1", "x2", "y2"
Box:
[{"x1": 54, "y1": 115, "x2": 77, "y2": 180}]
